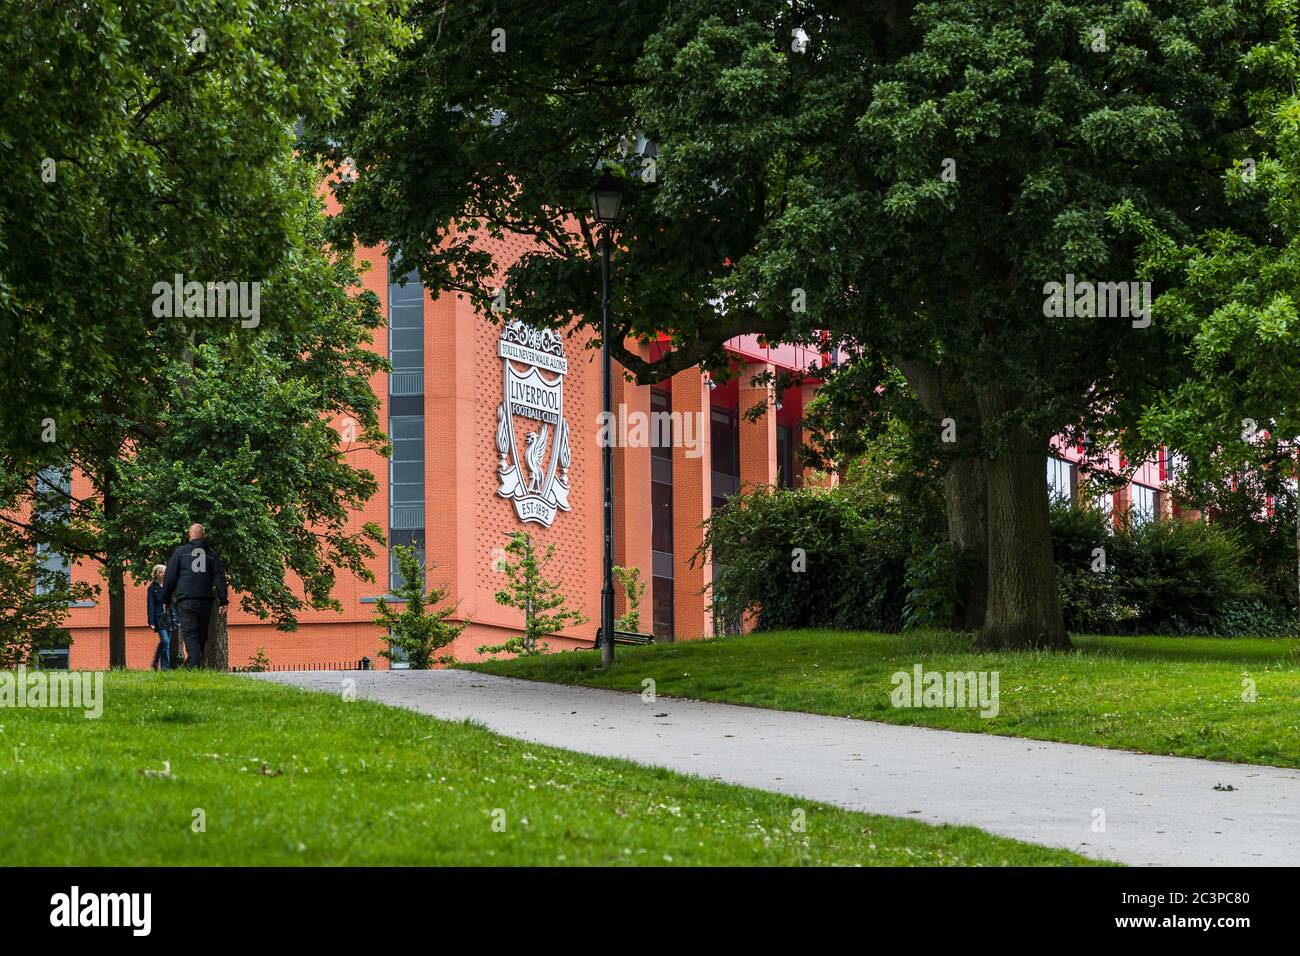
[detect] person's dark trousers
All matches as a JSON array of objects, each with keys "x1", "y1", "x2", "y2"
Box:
[
  {"x1": 151, "y1": 626, "x2": 171, "y2": 671},
  {"x1": 175, "y1": 598, "x2": 213, "y2": 669}
]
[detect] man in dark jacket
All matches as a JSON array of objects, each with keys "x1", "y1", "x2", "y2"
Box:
[{"x1": 161, "y1": 523, "x2": 230, "y2": 669}]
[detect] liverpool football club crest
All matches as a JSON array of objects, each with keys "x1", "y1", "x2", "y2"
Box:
[{"x1": 495, "y1": 321, "x2": 572, "y2": 526}]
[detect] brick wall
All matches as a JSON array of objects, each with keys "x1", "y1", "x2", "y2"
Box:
[{"x1": 670, "y1": 369, "x2": 713, "y2": 640}]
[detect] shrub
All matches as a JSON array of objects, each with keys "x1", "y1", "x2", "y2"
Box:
[
  {"x1": 700, "y1": 485, "x2": 910, "y2": 632},
  {"x1": 1169, "y1": 459, "x2": 1298, "y2": 615},
  {"x1": 374, "y1": 545, "x2": 467, "y2": 668},
  {"x1": 1048, "y1": 500, "x2": 1131, "y2": 634},
  {"x1": 701, "y1": 481, "x2": 1292, "y2": 639},
  {"x1": 0, "y1": 520, "x2": 91, "y2": 667},
  {"x1": 1222, "y1": 501, "x2": 1297, "y2": 612},
  {"x1": 1183, "y1": 598, "x2": 1296, "y2": 637},
  {"x1": 902, "y1": 541, "x2": 973, "y2": 631},
  {"x1": 613, "y1": 565, "x2": 645, "y2": 633},
  {"x1": 1118, "y1": 516, "x2": 1258, "y2": 634},
  {"x1": 1049, "y1": 501, "x2": 1271, "y2": 635},
  {"x1": 480, "y1": 532, "x2": 586, "y2": 657}
]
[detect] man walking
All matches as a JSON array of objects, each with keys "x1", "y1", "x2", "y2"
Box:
[{"x1": 161, "y1": 523, "x2": 229, "y2": 669}]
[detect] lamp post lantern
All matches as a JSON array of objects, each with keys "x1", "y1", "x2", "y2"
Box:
[{"x1": 591, "y1": 170, "x2": 625, "y2": 666}]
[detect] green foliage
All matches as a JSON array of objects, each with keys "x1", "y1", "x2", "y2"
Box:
[
  {"x1": 375, "y1": 546, "x2": 467, "y2": 669},
  {"x1": 108, "y1": 174, "x2": 390, "y2": 628},
  {"x1": 1128, "y1": 16, "x2": 1300, "y2": 634},
  {"x1": 0, "y1": 517, "x2": 92, "y2": 668},
  {"x1": 0, "y1": 3, "x2": 404, "y2": 659},
  {"x1": 324, "y1": 0, "x2": 1286, "y2": 451},
  {"x1": 799, "y1": 355, "x2": 911, "y2": 473},
  {"x1": 1206, "y1": 481, "x2": 1298, "y2": 615},
  {"x1": 613, "y1": 565, "x2": 646, "y2": 633},
  {"x1": 243, "y1": 648, "x2": 272, "y2": 674},
  {"x1": 1047, "y1": 499, "x2": 1133, "y2": 635},
  {"x1": 1135, "y1": 15, "x2": 1300, "y2": 482},
  {"x1": 0, "y1": 0, "x2": 406, "y2": 473},
  {"x1": 709, "y1": 484, "x2": 1289, "y2": 637},
  {"x1": 1122, "y1": 516, "x2": 1259, "y2": 634},
  {"x1": 480, "y1": 533, "x2": 587, "y2": 658},
  {"x1": 701, "y1": 485, "x2": 910, "y2": 632},
  {"x1": 7, "y1": 166, "x2": 390, "y2": 634},
  {"x1": 902, "y1": 543, "x2": 973, "y2": 632},
  {"x1": 1049, "y1": 500, "x2": 1271, "y2": 636},
  {"x1": 326, "y1": 1, "x2": 1296, "y2": 647},
  {"x1": 1181, "y1": 598, "x2": 1297, "y2": 638},
  {"x1": 1160, "y1": 444, "x2": 1299, "y2": 613},
  {"x1": 840, "y1": 410, "x2": 947, "y2": 539},
  {"x1": 705, "y1": 417, "x2": 949, "y2": 632}
]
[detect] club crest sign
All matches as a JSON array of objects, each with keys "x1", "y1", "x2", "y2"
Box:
[{"x1": 495, "y1": 321, "x2": 572, "y2": 526}]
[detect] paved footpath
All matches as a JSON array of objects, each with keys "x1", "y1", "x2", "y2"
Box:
[{"x1": 254, "y1": 669, "x2": 1300, "y2": 866}]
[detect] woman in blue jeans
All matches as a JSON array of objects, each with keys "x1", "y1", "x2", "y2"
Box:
[{"x1": 147, "y1": 564, "x2": 175, "y2": 670}]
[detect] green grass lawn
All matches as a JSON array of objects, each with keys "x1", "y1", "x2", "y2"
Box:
[
  {"x1": 0, "y1": 670, "x2": 1098, "y2": 866},
  {"x1": 469, "y1": 630, "x2": 1300, "y2": 769}
]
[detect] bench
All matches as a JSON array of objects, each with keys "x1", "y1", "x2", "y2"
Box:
[{"x1": 594, "y1": 627, "x2": 655, "y2": 648}]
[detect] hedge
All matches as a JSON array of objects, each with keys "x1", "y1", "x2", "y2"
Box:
[{"x1": 700, "y1": 485, "x2": 1297, "y2": 637}]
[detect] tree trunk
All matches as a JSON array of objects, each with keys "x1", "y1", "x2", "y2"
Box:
[
  {"x1": 978, "y1": 407, "x2": 1070, "y2": 650},
  {"x1": 205, "y1": 607, "x2": 229, "y2": 671},
  {"x1": 897, "y1": 358, "x2": 989, "y2": 631},
  {"x1": 945, "y1": 458, "x2": 988, "y2": 631},
  {"x1": 107, "y1": 563, "x2": 126, "y2": 667}
]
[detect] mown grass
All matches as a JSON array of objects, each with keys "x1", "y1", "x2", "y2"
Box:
[
  {"x1": 0, "y1": 670, "x2": 1099, "y2": 866},
  {"x1": 469, "y1": 630, "x2": 1300, "y2": 768}
]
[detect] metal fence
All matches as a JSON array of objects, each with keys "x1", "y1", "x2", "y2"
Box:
[{"x1": 231, "y1": 657, "x2": 375, "y2": 674}]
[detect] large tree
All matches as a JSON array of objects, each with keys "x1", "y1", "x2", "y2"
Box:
[
  {"x1": 321, "y1": 0, "x2": 1287, "y2": 648},
  {"x1": 1, "y1": 1, "x2": 403, "y2": 663},
  {"x1": 1, "y1": 0, "x2": 401, "y2": 469},
  {"x1": 10, "y1": 172, "x2": 389, "y2": 667},
  {"x1": 1134, "y1": 18, "x2": 1300, "y2": 614}
]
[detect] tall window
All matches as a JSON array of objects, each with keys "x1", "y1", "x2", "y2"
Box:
[
  {"x1": 650, "y1": 388, "x2": 674, "y2": 641},
  {"x1": 1130, "y1": 484, "x2": 1159, "y2": 524},
  {"x1": 1046, "y1": 456, "x2": 1076, "y2": 504},
  {"x1": 34, "y1": 466, "x2": 71, "y2": 596},
  {"x1": 711, "y1": 403, "x2": 745, "y2": 634},
  {"x1": 1166, "y1": 451, "x2": 1187, "y2": 484},
  {"x1": 777, "y1": 423, "x2": 798, "y2": 489},
  {"x1": 710, "y1": 405, "x2": 740, "y2": 510},
  {"x1": 31, "y1": 466, "x2": 73, "y2": 667},
  {"x1": 388, "y1": 263, "x2": 425, "y2": 590}
]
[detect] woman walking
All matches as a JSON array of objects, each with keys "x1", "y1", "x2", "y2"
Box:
[{"x1": 147, "y1": 564, "x2": 175, "y2": 670}]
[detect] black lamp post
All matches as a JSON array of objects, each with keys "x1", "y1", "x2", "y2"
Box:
[{"x1": 591, "y1": 170, "x2": 625, "y2": 666}]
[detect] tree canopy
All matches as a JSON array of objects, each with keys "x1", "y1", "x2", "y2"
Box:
[
  {"x1": 1, "y1": 1, "x2": 406, "y2": 662},
  {"x1": 321, "y1": 0, "x2": 1294, "y2": 647},
  {"x1": 0, "y1": 0, "x2": 404, "y2": 472}
]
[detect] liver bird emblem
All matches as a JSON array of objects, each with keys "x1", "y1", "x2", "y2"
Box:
[{"x1": 524, "y1": 425, "x2": 549, "y2": 493}]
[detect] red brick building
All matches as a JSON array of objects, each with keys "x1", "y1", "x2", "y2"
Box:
[
  {"x1": 61, "y1": 233, "x2": 825, "y2": 669},
  {"x1": 57, "y1": 231, "x2": 1179, "y2": 669}
]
